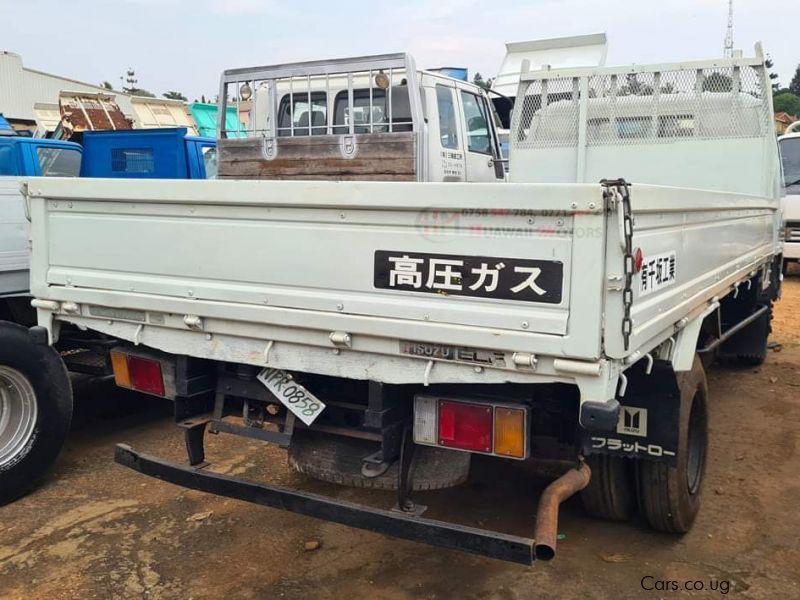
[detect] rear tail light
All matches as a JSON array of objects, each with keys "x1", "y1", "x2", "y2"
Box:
[
  {"x1": 414, "y1": 396, "x2": 528, "y2": 459},
  {"x1": 494, "y1": 407, "x2": 526, "y2": 458},
  {"x1": 438, "y1": 400, "x2": 493, "y2": 453},
  {"x1": 110, "y1": 350, "x2": 132, "y2": 388},
  {"x1": 413, "y1": 396, "x2": 438, "y2": 445},
  {"x1": 110, "y1": 350, "x2": 166, "y2": 397}
]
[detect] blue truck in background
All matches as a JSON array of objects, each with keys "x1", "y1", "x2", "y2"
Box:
[
  {"x1": 80, "y1": 128, "x2": 217, "y2": 179},
  {"x1": 0, "y1": 127, "x2": 216, "y2": 179}
]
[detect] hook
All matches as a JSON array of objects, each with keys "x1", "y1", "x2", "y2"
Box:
[
  {"x1": 423, "y1": 360, "x2": 434, "y2": 387},
  {"x1": 264, "y1": 340, "x2": 274, "y2": 363}
]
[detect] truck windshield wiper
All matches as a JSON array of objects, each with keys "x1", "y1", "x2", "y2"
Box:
[{"x1": 787, "y1": 179, "x2": 800, "y2": 187}]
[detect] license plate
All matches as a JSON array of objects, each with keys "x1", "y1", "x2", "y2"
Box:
[{"x1": 257, "y1": 368, "x2": 326, "y2": 426}]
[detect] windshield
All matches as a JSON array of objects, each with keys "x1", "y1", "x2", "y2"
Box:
[
  {"x1": 780, "y1": 137, "x2": 800, "y2": 190},
  {"x1": 277, "y1": 92, "x2": 327, "y2": 136},
  {"x1": 37, "y1": 146, "x2": 81, "y2": 177}
]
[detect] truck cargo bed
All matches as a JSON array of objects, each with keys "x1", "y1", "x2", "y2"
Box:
[{"x1": 26, "y1": 178, "x2": 776, "y2": 388}]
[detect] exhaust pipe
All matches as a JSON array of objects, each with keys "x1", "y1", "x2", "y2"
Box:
[{"x1": 533, "y1": 463, "x2": 592, "y2": 561}]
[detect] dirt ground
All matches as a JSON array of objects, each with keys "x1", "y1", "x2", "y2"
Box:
[{"x1": 2, "y1": 279, "x2": 800, "y2": 600}]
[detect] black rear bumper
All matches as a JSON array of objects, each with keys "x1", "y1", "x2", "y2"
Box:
[{"x1": 115, "y1": 444, "x2": 535, "y2": 565}]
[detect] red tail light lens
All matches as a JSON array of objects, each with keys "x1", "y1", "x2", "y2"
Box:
[
  {"x1": 438, "y1": 400, "x2": 493, "y2": 453},
  {"x1": 127, "y1": 356, "x2": 165, "y2": 396}
]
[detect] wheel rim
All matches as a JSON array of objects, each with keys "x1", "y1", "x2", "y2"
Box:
[
  {"x1": 0, "y1": 366, "x2": 38, "y2": 468},
  {"x1": 685, "y1": 388, "x2": 706, "y2": 496}
]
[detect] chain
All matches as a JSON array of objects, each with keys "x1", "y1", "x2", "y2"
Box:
[{"x1": 601, "y1": 179, "x2": 634, "y2": 351}]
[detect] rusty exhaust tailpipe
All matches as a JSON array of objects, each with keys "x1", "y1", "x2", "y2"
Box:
[{"x1": 533, "y1": 463, "x2": 592, "y2": 561}]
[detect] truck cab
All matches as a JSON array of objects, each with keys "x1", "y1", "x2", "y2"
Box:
[
  {"x1": 219, "y1": 53, "x2": 505, "y2": 182},
  {"x1": 779, "y1": 125, "x2": 800, "y2": 271},
  {"x1": 0, "y1": 134, "x2": 82, "y2": 178}
]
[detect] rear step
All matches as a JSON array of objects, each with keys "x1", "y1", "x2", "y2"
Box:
[
  {"x1": 114, "y1": 443, "x2": 590, "y2": 564},
  {"x1": 115, "y1": 444, "x2": 535, "y2": 564}
]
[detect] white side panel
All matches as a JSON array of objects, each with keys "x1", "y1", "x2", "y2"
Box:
[
  {"x1": 603, "y1": 184, "x2": 779, "y2": 358},
  {"x1": 0, "y1": 178, "x2": 29, "y2": 296}
]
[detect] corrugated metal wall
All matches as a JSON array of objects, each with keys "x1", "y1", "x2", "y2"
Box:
[{"x1": 0, "y1": 51, "x2": 134, "y2": 122}]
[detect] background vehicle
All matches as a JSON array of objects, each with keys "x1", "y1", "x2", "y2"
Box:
[
  {"x1": 15, "y1": 48, "x2": 782, "y2": 564},
  {"x1": 1, "y1": 134, "x2": 82, "y2": 299},
  {"x1": 490, "y1": 33, "x2": 608, "y2": 158},
  {"x1": 0, "y1": 126, "x2": 215, "y2": 504},
  {"x1": 779, "y1": 122, "x2": 800, "y2": 273},
  {"x1": 80, "y1": 128, "x2": 217, "y2": 179}
]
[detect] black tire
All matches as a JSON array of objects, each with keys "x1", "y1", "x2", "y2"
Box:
[
  {"x1": 581, "y1": 454, "x2": 637, "y2": 521},
  {"x1": 288, "y1": 431, "x2": 471, "y2": 491},
  {"x1": 736, "y1": 305, "x2": 772, "y2": 366},
  {"x1": 636, "y1": 355, "x2": 708, "y2": 533},
  {"x1": 0, "y1": 321, "x2": 72, "y2": 505}
]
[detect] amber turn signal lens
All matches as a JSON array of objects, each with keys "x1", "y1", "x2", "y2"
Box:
[
  {"x1": 110, "y1": 350, "x2": 132, "y2": 389},
  {"x1": 494, "y1": 407, "x2": 526, "y2": 458}
]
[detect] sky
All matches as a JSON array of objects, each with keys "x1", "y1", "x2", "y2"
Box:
[{"x1": 0, "y1": 0, "x2": 796, "y2": 101}]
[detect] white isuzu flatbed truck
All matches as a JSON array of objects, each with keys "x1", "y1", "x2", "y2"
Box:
[{"x1": 8, "y1": 47, "x2": 783, "y2": 563}]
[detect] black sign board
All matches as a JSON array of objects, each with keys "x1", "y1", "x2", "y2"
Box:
[{"x1": 374, "y1": 250, "x2": 563, "y2": 304}]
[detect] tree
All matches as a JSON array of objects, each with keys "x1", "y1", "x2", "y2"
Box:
[
  {"x1": 126, "y1": 88, "x2": 156, "y2": 98},
  {"x1": 790, "y1": 63, "x2": 800, "y2": 97},
  {"x1": 765, "y1": 55, "x2": 780, "y2": 93},
  {"x1": 619, "y1": 73, "x2": 653, "y2": 96},
  {"x1": 660, "y1": 82, "x2": 677, "y2": 94},
  {"x1": 100, "y1": 81, "x2": 114, "y2": 90},
  {"x1": 702, "y1": 72, "x2": 732, "y2": 92},
  {"x1": 119, "y1": 68, "x2": 154, "y2": 97},
  {"x1": 163, "y1": 91, "x2": 187, "y2": 101},
  {"x1": 472, "y1": 72, "x2": 494, "y2": 90},
  {"x1": 774, "y1": 93, "x2": 800, "y2": 117}
]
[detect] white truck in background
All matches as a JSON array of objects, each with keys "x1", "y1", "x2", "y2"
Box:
[
  {"x1": 490, "y1": 33, "x2": 608, "y2": 157},
  {"x1": 9, "y1": 47, "x2": 782, "y2": 564},
  {"x1": 779, "y1": 121, "x2": 800, "y2": 273}
]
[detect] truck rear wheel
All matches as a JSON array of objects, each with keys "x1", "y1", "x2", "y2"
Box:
[
  {"x1": 0, "y1": 322, "x2": 72, "y2": 505},
  {"x1": 636, "y1": 355, "x2": 707, "y2": 533},
  {"x1": 580, "y1": 454, "x2": 637, "y2": 521}
]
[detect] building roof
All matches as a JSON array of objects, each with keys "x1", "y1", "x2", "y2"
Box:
[
  {"x1": 776, "y1": 112, "x2": 798, "y2": 124},
  {"x1": 0, "y1": 51, "x2": 134, "y2": 122}
]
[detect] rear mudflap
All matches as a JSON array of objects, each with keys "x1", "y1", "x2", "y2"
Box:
[{"x1": 580, "y1": 360, "x2": 681, "y2": 466}]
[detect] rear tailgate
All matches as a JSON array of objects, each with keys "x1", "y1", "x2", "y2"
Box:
[{"x1": 26, "y1": 178, "x2": 608, "y2": 359}]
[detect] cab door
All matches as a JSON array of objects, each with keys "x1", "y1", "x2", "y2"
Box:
[
  {"x1": 186, "y1": 140, "x2": 218, "y2": 179},
  {"x1": 456, "y1": 89, "x2": 503, "y2": 182},
  {"x1": 427, "y1": 82, "x2": 466, "y2": 182}
]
